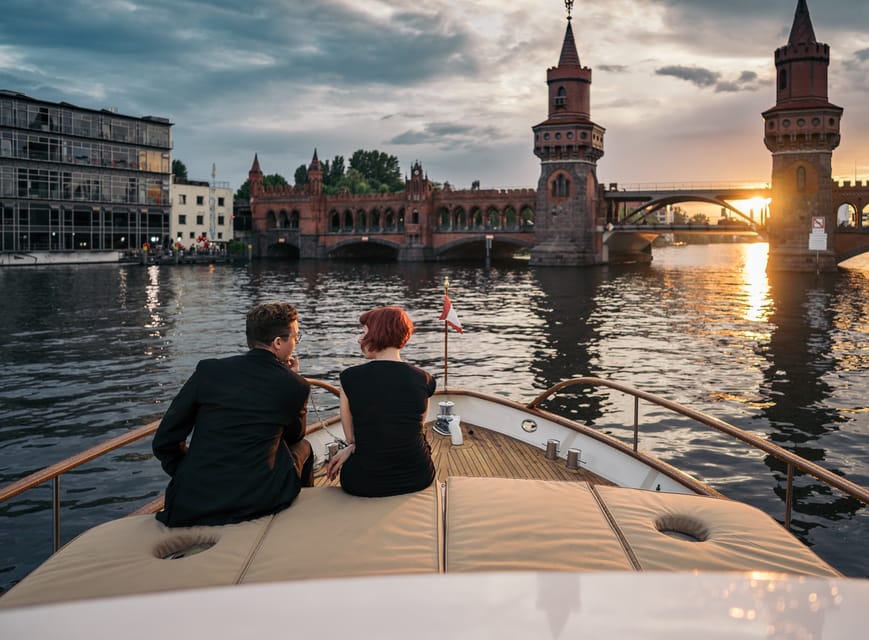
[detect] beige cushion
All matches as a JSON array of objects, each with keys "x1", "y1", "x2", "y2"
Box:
[
  {"x1": 0, "y1": 515, "x2": 273, "y2": 609},
  {"x1": 444, "y1": 476, "x2": 634, "y2": 572},
  {"x1": 243, "y1": 484, "x2": 442, "y2": 582},
  {"x1": 596, "y1": 485, "x2": 842, "y2": 577}
]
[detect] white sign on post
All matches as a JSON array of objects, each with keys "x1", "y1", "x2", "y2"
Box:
[
  {"x1": 811, "y1": 217, "x2": 826, "y2": 231},
  {"x1": 809, "y1": 231, "x2": 827, "y2": 251}
]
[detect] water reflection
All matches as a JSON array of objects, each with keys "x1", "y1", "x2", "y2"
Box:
[{"x1": 741, "y1": 244, "x2": 770, "y2": 323}]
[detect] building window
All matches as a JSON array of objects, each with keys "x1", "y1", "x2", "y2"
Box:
[
  {"x1": 554, "y1": 86, "x2": 566, "y2": 107},
  {"x1": 218, "y1": 232, "x2": 223, "y2": 239},
  {"x1": 797, "y1": 166, "x2": 806, "y2": 192},
  {"x1": 196, "y1": 195, "x2": 204, "y2": 205},
  {"x1": 189, "y1": 231, "x2": 194, "y2": 239},
  {"x1": 196, "y1": 215, "x2": 204, "y2": 224},
  {"x1": 218, "y1": 197, "x2": 225, "y2": 206},
  {"x1": 551, "y1": 174, "x2": 570, "y2": 198},
  {"x1": 178, "y1": 214, "x2": 186, "y2": 224},
  {"x1": 779, "y1": 70, "x2": 787, "y2": 90},
  {"x1": 179, "y1": 194, "x2": 186, "y2": 204},
  {"x1": 218, "y1": 215, "x2": 225, "y2": 225}
]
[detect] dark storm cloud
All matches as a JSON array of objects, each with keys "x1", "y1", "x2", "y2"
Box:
[{"x1": 0, "y1": 0, "x2": 480, "y2": 113}]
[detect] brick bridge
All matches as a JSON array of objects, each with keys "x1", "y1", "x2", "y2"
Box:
[{"x1": 249, "y1": 171, "x2": 869, "y2": 264}]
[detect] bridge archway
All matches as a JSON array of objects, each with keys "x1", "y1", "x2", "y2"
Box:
[
  {"x1": 434, "y1": 236, "x2": 533, "y2": 261},
  {"x1": 624, "y1": 195, "x2": 754, "y2": 224},
  {"x1": 328, "y1": 237, "x2": 401, "y2": 260},
  {"x1": 264, "y1": 240, "x2": 300, "y2": 259}
]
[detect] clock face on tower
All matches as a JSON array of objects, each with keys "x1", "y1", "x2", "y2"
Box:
[{"x1": 413, "y1": 169, "x2": 420, "y2": 176}]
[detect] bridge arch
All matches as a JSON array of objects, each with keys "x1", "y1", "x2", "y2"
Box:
[
  {"x1": 434, "y1": 234, "x2": 533, "y2": 260},
  {"x1": 328, "y1": 237, "x2": 402, "y2": 260},
  {"x1": 624, "y1": 195, "x2": 754, "y2": 225}
]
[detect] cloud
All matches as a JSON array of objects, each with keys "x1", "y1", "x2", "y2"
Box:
[
  {"x1": 656, "y1": 65, "x2": 720, "y2": 88},
  {"x1": 386, "y1": 121, "x2": 501, "y2": 150}
]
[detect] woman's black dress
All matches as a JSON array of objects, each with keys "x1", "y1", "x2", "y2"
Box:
[{"x1": 339, "y1": 360, "x2": 436, "y2": 497}]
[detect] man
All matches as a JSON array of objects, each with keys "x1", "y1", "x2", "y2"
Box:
[{"x1": 152, "y1": 302, "x2": 312, "y2": 527}]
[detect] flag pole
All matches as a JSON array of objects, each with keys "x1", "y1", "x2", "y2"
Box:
[{"x1": 443, "y1": 276, "x2": 449, "y2": 388}]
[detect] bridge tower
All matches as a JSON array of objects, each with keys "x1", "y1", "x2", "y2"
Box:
[
  {"x1": 763, "y1": 0, "x2": 843, "y2": 272},
  {"x1": 530, "y1": 2, "x2": 606, "y2": 266}
]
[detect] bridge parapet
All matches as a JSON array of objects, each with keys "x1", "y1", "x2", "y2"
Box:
[
  {"x1": 607, "y1": 181, "x2": 769, "y2": 192},
  {"x1": 834, "y1": 180, "x2": 869, "y2": 190}
]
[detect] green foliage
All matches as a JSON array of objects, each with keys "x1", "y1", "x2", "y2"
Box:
[
  {"x1": 172, "y1": 159, "x2": 188, "y2": 180},
  {"x1": 294, "y1": 164, "x2": 308, "y2": 186},
  {"x1": 348, "y1": 149, "x2": 404, "y2": 192},
  {"x1": 690, "y1": 212, "x2": 710, "y2": 224},
  {"x1": 234, "y1": 174, "x2": 289, "y2": 201}
]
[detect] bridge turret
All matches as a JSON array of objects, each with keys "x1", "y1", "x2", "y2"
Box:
[
  {"x1": 248, "y1": 154, "x2": 264, "y2": 199},
  {"x1": 762, "y1": 0, "x2": 842, "y2": 272},
  {"x1": 307, "y1": 148, "x2": 323, "y2": 196}
]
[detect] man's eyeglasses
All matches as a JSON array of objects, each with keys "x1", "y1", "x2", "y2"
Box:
[{"x1": 278, "y1": 332, "x2": 302, "y2": 342}]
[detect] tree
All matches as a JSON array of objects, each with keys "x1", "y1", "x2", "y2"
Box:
[
  {"x1": 471, "y1": 180, "x2": 480, "y2": 190},
  {"x1": 234, "y1": 174, "x2": 289, "y2": 201},
  {"x1": 294, "y1": 164, "x2": 308, "y2": 186},
  {"x1": 348, "y1": 149, "x2": 403, "y2": 192},
  {"x1": 172, "y1": 159, "x2": 187, "y2": 180},
  {"x1": 690, "y1": 212, "x2": 710, "y2": 224},
  {"x1": 322, "y1": 155, "x2": 346, "y2": 192}
]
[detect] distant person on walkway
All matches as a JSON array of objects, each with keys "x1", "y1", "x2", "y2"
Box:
[
  {"x1": 326, "y1": 306, "x2": 436, "y2": 496},
  {"x1": 153, "y1": 302, "x2": 312, "y2": 527}
]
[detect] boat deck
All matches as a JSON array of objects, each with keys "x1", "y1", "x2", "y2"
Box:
[{"x1": 313, "y1": 422, "x2": 610, "y2": 487}]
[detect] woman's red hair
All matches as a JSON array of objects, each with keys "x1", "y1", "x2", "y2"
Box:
[{"x1": 359, "y1": 306, "x2": 414, "y2": 353}]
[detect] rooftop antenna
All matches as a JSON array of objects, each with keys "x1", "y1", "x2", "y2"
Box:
[{"x1": 565, "y1": 0, "x2": 574, "y2": 20}]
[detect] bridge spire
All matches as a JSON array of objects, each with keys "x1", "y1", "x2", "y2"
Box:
[
  {"x1": 788, "y1": 0, "x2": 816, "y2": 44},
  {"x1": 565, "y1": 1, "x2": 574, "y2": 21}
]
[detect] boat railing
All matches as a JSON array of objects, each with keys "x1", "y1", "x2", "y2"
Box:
[
  {"x1": 527, "y1": 377, "x2": 869, "y2": 527},
  {"x1": 0, "y1": 378, "x2": 342, "y2": 553}
]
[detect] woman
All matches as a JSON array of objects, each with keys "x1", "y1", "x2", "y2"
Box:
[{"x1": 326, "y1": 306, "x2": 436, "y2": 496}]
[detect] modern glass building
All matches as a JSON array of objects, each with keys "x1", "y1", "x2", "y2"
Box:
[{"x1": 0, "y1": 90, "x2": 172, "y2": 258}]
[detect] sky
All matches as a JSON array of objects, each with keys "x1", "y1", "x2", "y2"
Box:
[{"x1": 1, "y1": 0, "x2": 867, "y2": 192}]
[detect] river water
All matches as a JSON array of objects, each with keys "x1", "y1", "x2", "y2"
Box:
[{"x1": 0, "y1": 243, "x2": 867, "y2": 589}]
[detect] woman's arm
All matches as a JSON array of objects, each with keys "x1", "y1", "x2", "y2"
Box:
[{"x1": 339, "y1": 388, "x2": 355, "y2": 446}]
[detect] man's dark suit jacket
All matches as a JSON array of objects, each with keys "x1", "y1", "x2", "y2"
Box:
[{"x1": 152, "y1": 348, "x2": 310, "y2": 527}]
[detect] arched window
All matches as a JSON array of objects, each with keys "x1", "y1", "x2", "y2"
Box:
[
  {"x1": 555, "y1": 86, "x2": 567, "y2": 107},
  {"x1": 779, "y1": 70, "x2": 787, "y2": 91},
  {"x1": 290, "y1": 210, "x2": 300, "y2": 229},
  {"x1": 329, "y1": 211, "x2": 340, "y2": 232},
  {"x1": 551, "y1": 174, "x2": 570, "y2": 198},
  {"x1": 797, "y1": 166, "x2": 806, "y2": 192},
  {"x1": 412, "y1": 209, "x2": 419, "y2": 224}
]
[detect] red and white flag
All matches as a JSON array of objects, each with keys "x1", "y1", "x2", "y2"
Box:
[{"x1": 439, "y1": 294, "x2": 463, "y2": 333}]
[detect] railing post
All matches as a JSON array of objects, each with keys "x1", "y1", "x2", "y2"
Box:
[
  {"x1": 53, "y1": 476, "x2": 61, "y2": 552},
  {"x1": 784, "y1": 463, "x2": 794, "y2": 530},
  {"x1": 633, "y1": 396, "x2": 639, "y2": 452}
]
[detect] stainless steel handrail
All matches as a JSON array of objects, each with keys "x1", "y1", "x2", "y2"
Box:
[
  {"x1": 527, "y1": 377, "x2": 869, "y2": 526},
  {"x1": 0, "y1": 378, "x2": 341, "y2": 551}
]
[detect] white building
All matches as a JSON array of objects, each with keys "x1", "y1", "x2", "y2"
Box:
[{"x1": 170, "y1": 177, "x2": 234, "y2": 248}]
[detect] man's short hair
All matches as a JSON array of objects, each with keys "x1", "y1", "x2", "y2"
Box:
[
  {"x1": 246, "y1": 302, "x2": 298, "y2": 348},
  {"x1": 359, "y1": 306, "x2": 414, "y2": 353}
]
